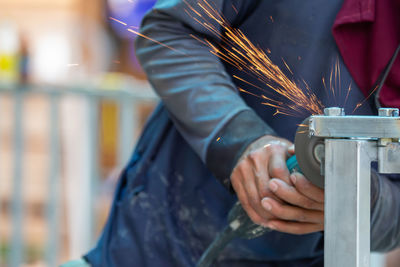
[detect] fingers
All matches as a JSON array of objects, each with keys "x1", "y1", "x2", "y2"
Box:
[
  {"x1": 266, "y1": 220, "x2": 324, "y2": 235},
  {"x1": 258, "y1": 175, "x2": 325, "y2": 235},
  {"x1": 231, "y1": 158, "x2": 271, "y2": 225},
  {"x1": 230, "y1": 135, "x2": 294, "y2": 226},
  {"x1": 268, "y1": 179, "x2": 323, "y2": 211},
  {"x1": 268, "y1": 143, "x2": 291, "y2": 184},
  {"x1": 240, "y1": 158, "x2": 270, "y2": 219},
  {"x1": 248, "y1": 149, "x2": 270, "y2": 199},
  {"x1": 290, "y1": 173, "x2": 324, "y2": 203},
  {"x1": 231, "y1": 170, "x2": 267, "y2": 226},
  {"x1": 261, "y1": 197, "x2": 323, "y2": 224}
]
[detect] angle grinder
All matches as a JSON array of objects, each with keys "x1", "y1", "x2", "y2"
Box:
[{"x1": 196, "y1": 118, "x2": 324, "y2": 267}]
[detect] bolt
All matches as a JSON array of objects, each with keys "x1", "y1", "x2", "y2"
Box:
[
  {"x1": 324, "y1": 107, "x2": 345, "y2": 116},
  {"x1": 378, "y1": 108, "x2": 399, "y2": 117}
]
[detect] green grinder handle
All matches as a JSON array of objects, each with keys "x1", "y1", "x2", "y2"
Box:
[{"x1": 286, "y1": 155, "x2": 301, "y2": 173}]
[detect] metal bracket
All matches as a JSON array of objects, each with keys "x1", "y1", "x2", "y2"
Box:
[
  {"x1": 303, "y1": 107, "x2": 400, "y2": 267},
  {"x1": 378, "y1": 142, "x2": 400, "y2": 173}
]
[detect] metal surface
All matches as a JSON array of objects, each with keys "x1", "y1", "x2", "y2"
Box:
[
  {"x1": 309, "y1": 115, "x2": 400, "y2": 138},
  {"x1": 324, "y1": 107, "x2": 345, "y2": 116},
  {"x1": 294, "y1": 119, "x2": 325, "y2": 188},
  {"x1": 324, "y1": 139, "x2": 376, "y2": 267},
  {"x1": 378, "y1": 142, "x2": 400, "y2": 174},
  {"x1": 378, "y1": 108, "x2": 399, "y2": 117},
  {"x1": 303, "y1": 109, "x2": 400, "y2": 267}
]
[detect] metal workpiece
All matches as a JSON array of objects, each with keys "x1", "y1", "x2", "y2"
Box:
[
  {"x1": 378, "y1": 142, "x2": 400, "y2": 173},
  {"x1": 297, "y1": 108, "x2": 400, "y2": 267},
  {"x1": 323, "y1": 107, "x2": 345, "y2": 116},
  {"x1": 378, "y1": 107, "x2": 399, "y2": 117},
  {"x1": 308, "y1": 115, "x2": 400, "y2": 139},
  {"x1": 324, "y1": 140, "x2": 376, "y2": 267}
]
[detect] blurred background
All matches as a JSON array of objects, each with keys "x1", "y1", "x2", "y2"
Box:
[
  {"x1": 0, "y1": 0, "x2": 158, "y2": 266},
  {"x1": 0, "y1": 0, "x2": 399, "y2": 266}
]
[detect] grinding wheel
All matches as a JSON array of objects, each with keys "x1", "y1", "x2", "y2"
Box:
[{"x1": 294, "y1": 118, "x2": 325, "y2": 188}]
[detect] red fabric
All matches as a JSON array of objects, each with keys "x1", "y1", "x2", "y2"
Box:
[{"x1": 332, "y1": 0, "x2": 400, "y2": 108}]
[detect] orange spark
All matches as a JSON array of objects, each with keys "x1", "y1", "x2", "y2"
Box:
[
  {"x1": 238, "y1": 88, "x2": 265, "y2": 99},
  {"x1": 344, "y1": 82, "x2": 352, "y2": 107},
  {"x1": 109, "y1": 17, "x2": 127, "y2": 26},
  {"x1": 269, "y1": 16, "x2": 274, "y2": 23},
  {"x1": 352, "y1": 103, "x2": 363, "y2": 113},
  {"x1": 109, "y1": 16, "x2": 186, "y2": 55},
  {"x1": 282, "y1": 59, "x2": 293, "y2": 75},
  {"x1": 296, "y1": 124, "x2": 309, "y2": 128},
  {"x1": 234, "y1": 75, "x2": 268, "y2": 92},
  {"x1": 352, "y1": 84, "x2": 379, "y2": 113},
  {"x1": 273, "y1": 109, "x2": 291, "y2": 116},
  {"x1": 297, "y1": 130, "x2": 308, "y2": 134},
  {"x1": 127, "y1": 28, "x2": 186, "y2": 55},
  {"x1": 186, "y1": 0, "x2": 324, "y2": 116},
  {"x1": 231, "y1": 4, "x2": 238, "y2": 14}
]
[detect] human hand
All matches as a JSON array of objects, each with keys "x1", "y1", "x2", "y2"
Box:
[
  {"x1": 230, "y1": 135, "x2": 293, "y2": 226},
  {"x1": 261, "y1": 172, "x2": 325, "y2": 234}
]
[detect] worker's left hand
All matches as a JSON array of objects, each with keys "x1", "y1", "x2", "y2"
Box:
[{"x1": 261, "y1": 172, "x2": 324, "y2": 235}]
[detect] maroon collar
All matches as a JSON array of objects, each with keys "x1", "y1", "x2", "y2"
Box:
[
  {"x1": 332, "y1": 0, "x2": 400, "y2": 108},
  {"x1": 334, "y1": 0, "x2": 375, "y2": 24}
]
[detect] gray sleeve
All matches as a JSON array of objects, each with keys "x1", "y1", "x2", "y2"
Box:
[
  {"x1": 135, "y1": 0, "x2": 274, "y2": 185},
  {"x1": 371, "y1": 172, "x2": 400, "y2": 252}
]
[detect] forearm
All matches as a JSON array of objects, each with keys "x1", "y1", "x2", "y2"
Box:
[
  {"x1": 136, "y1": 0, "x2": 273, "y2": 186},
  {"x1": 136, "y1": 11, "x2": 248, "y2": 160}
]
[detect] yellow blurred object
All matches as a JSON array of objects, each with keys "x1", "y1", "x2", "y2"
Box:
[
  {"x1": 0, "y1": 53, "x2": 19, "y2": 83},
  {"x1": 100, "y1": 100, "x2": 118, "y2": 169},
  {"x1": 98, "y1": 72, "x2": 128, "y2": 90}
]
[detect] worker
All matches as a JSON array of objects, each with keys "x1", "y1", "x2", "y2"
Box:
[{"x1": 84, "y1": 0, "x2": 400, "y2": 266}]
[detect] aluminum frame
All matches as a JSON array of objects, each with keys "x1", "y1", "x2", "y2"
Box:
[
  {"x1": 311, "y1": 109, "x2": 400, "y2": 267},
  {"x1": 324, "y1": 139, "x2": 376, "y2": 267},
  {"x1": 309, "y1": 116, "x2": 400, "y2": 139}
]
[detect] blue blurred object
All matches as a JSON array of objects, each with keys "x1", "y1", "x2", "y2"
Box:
[
  {"x1": 107, "y1": 0, "x2": 156, "y2": 74},
  {"x1": 108, "y1": 0, "x2": 156, "y2": 39}
]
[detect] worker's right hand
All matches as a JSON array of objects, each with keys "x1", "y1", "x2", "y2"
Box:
[{"x1": 230, "y1": 135, "x2": 293, "y2": 226}]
